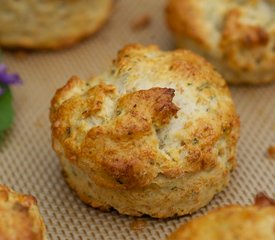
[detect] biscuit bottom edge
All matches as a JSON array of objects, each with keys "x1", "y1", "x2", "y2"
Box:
[{"x1": 60, "y1": 157, "x2": 231, "y2": 218}]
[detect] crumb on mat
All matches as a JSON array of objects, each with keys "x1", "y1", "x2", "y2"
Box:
[
  {"x1": 130, "y1": 220, "x2": 147, "y2": 230},
  {"x1": 267, "y1": 145, "x2": 275, "y2": 159},
  {"x1": 131, "y1": 15, "x2": 151, "y2": 31},
  {"x1": 255, "y1": 192, "x2": 275, "y2": 206}
]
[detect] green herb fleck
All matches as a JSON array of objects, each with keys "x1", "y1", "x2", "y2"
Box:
[{"x1": 197, "y1": 82, "x2": 210, "y2": 91}]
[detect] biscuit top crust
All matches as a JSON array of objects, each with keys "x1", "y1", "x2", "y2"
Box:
[
  {"x1": 0, "y1": 185, "x2": 46, "y2": 240},
  {"x1": 50, "y1": 44, "x2": 239, "y2": 189},
  {"x1": 166, "y1": 0, "x2": 275, "y2": 71},
  {"x1": 168, "y1": 204, "x2": 275, "y2": 240}
]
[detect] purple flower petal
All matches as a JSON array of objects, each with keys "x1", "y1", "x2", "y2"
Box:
[
  {"x1": 0, "y1": 64, "x2": 22, "y2": 85},
  {"x1": 0, "y1": 72, "x2": 21, "y2": 85},
  {"x1": 0, "y1": 64, "x2": 7, "y2": 73}
]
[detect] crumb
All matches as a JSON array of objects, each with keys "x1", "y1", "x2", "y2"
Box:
[
  {"x1": 267, "y1": 145, "x2": 275, "y2": 159},
  {"x1": 130, "y1": 220, "x2": 147, "y2": 230},
  {"x1": 14, "y1": 51, "x2": 28, "y2": 60},
  {"x1": 131, "y1": 15, "x2": 151, "y2": 31},
  {"x1": 254, "y1": 192, "x2": 275, "y2": 207}
]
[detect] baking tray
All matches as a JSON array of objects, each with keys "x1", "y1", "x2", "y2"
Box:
[{"x1": 1, "y1": 0, "x2": 275, "y2": 239}]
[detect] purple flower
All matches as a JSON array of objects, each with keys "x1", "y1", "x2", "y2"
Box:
[{"x1": 0, "y1": 64, "x2": 22, "y2": 95}]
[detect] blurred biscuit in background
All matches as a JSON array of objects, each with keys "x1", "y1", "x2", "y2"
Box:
[
  {"x1": 168, "y1": 193, "x2": 275, "y2": 240},
  {"x1": 166, "y1": 0, "x2": 275, "y2": 84},
  {"x1": 0, "y1": 0, "x2": 113, "y2": 50}
]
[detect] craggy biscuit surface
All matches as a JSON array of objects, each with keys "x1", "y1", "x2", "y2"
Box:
[
  {"x1": 0, "y1": 0, "x2": 112, "y2": 49},
  {"x1": 50, "y1": 44, "x2": 240, "y2": 218},
  {"x1": 0, "y1": 185, "x2": 47, "y2": 240},
  {"x1": 168, "y1": 204, "x2": 275, "y2": 240},
  {"x1": 166, "y1": 0, "x2": 275, "y2": 84}
]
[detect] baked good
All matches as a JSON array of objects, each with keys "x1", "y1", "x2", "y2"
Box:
[
  {"x1": 50, "y1": 44, "x2": 240, "y2": 218},
  {"x1": 168, "y1": 194, "x2": 275, "y2": 240},
  {"x1": 166, "y1": 0, "x2": 275, "y2": 84},
  {"x1": 0, "y1": 184, "x2": 47, "y2": 240},
  {"x1": 0, "y1": 0, "x2": 112, "y2": 49}
]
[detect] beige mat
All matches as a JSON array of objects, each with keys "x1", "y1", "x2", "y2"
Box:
[{"x1": 1, "y1": 0, "x2": 275, "y2": 239}]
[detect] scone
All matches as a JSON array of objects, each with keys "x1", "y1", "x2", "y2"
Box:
[
  {"x1": 50, "y1": 44, "x2": 240, "y2": 218},
  {"x1": 0, "y1": 0, "x2": 112, "y2": 49},
  {"x1": 168, "y1": 194, "x2": 275, "y2": 240},
  {"x1": 166, "y1": 0, "x2": 275, "y2": 84},
  {"x1": 0, "y1": 184, "x2": 47, "y2": 240}
]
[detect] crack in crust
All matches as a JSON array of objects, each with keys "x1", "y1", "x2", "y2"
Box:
[
  {"x1": 81, "y1": 87, "x2": 179, "y2": 188},
  {"x1": 52, "y1": 84, "x2": 180, "y2": 189}
]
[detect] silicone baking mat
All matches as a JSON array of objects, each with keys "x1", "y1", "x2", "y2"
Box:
[{"x1": 1, "y1": 0, "x2": 275, "y2": 239}]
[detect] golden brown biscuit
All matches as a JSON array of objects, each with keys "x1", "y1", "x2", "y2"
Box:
[
  {"x1": 166, "y1": 0, "x2": 275, "y2": 84},
  {"x1": 0, "y1": 0, "x2": 112, "y2": 49},
  {"x1": 168, "y1": 196, "x2": 275, "y2": 240},
  {"x1": 50, "y1": 44, "x2": 240, "y2": 218},
  {"x1": 0, "y1": 185, "x2": 47, "y2": 240}
]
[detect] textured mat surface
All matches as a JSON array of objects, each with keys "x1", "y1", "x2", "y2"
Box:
[{"x1": 1, "y1": 0, "x2": 275, "y2": 239}]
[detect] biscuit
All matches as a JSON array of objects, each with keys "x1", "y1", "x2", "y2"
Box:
[
  {"x1": 0, "y1": 0, "x2": 112, "y2": 49},
  {"x1": 50, "y1": 44, "x2": 240, "y2": 218},
  {"x1": 0, "y1": 185, "x2": 47, "y2": 240},
  {"x1": 166, "y1": 0, "x2": 275, "y2": 84},
  {"x1": 168, "y1": 196, "x2": 275, "y2": 240}
]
